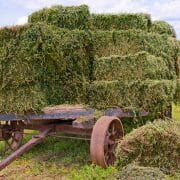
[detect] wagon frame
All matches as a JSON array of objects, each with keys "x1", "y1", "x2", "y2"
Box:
[{"x1": 0, "y1": 105, "x2": 149, "y2": 170}]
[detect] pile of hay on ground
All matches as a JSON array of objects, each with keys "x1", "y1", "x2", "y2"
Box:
[
  {"x1": 114, "y1": 164, "x2": 165, "y2": 180},
  {"x1": 116, "y1": 120, "x2": 180, "y2": 174}
]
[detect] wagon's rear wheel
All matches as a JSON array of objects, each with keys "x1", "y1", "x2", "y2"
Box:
[
  {"x1": 90, "y1": 116, "x2": 124, "y2": 167},
  {"x1": 1, "y1": 121, "x2": 23, "y2": 154}
]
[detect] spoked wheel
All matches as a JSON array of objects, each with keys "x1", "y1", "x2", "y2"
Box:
[
  {"x1": 1, "y1": 121, "x2": 23, "y2": 154},
  {"x1": 90, "y1": 116, "x2": 124, "y2": 167}
]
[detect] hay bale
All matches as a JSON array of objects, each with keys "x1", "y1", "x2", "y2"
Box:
[
  {"x1": 87, "y1": 80, "x2": 176, "y2": 114},
  {"x1": 94, "y1": 51, "x2": 169, "y2": 81},
  {"x1": 92, "y1": 29, "x2": 178, "y2": 78},
  {"x1": 150, "y1": 20, "x2": 176, "y2": 37},
  {"x1": 0, "y1": 23, "x2": 92, "y2": 113},
  {"x1": 114, "y1": 164, "x2": 165, "y2": 180},
  {"x1": 174, "y1": 79, "x2": 180, "y2": 105},
  {"x1": 0, "y1": 84, "x2": 46, "y2": 114},
  {"x1": 91, "y1": 13, "x2": 151, "y2": 31},
  {"x1": 28, "y1": 5, "x2": 90, "y2": 30},
  {"x1": 116, "y1": 120, "x2": 180, "y2": 174}
]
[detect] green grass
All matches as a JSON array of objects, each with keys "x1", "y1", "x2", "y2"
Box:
[
  {"x1": 0, "y1": 134, "x2": 116, "y2": 179},
  {"x1": 0, "y1": 105, "x2": 179, "y2": 179}
]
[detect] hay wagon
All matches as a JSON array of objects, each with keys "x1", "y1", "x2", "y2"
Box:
[{"x1": 0, "y1": 105, "x2": 148, "y2": 170}]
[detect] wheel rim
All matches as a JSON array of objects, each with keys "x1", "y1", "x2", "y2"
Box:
[
  {"x1": 104, "y1": 120, "x2": 122, "y2": 166},
  {"x1": 90, "y1": 116, "x2": 124, "y2": 167}
]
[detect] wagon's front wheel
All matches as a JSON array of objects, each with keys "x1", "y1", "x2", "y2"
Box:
[{"x1": 90, "y1": 116, "x2": 124, "y2": 167}]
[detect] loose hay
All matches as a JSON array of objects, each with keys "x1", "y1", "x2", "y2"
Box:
[
  {"x1": 114, "y1": 164, "x2": 165, "y2": 180},
  {"x1": 116, "y1": 120, "x2": 180, "y2": 174}
]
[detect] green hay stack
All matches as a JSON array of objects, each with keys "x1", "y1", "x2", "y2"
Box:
[
  {"x1": 0, "y1": 23, "x2": 92, "y2": 113},
  {"x1": 0, "y1": 4, "x2": 178, "y2": 114},
  {"x1": 94, "y1": 52, "x2": 169, "y2": 81},
  {"x1": 150, "y1": 20, "x2": 176, "y2": 37},
  {"x1": 116, "y1": 120, "x2": 180, "y2": 175},
  {"x1": 87, "y1": 80, "x2": 176, "y2": 114},
  {"x1": 28, "y1": 5, "x2": 91, "y2": 30},
  {"x1": 91, "y1": 13, "x2": 151, "y2": 31}
]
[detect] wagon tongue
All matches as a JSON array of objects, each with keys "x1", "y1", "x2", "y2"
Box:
[{"x1": 0, "y1": 127, "x2": 52, "y2": 171}]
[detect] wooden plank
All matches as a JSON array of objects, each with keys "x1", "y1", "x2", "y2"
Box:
[{"x1": 0, "y1": 106, "x2": 94, "y2": 121}]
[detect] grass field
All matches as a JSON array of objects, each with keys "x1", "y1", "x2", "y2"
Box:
[{"x1": 0, "y1": 105, "x2": 179, "y2": 179}]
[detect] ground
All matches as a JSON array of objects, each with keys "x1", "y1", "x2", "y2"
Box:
[{"x1": 0, "y1": 105, "x2": 179, "y2": 179}]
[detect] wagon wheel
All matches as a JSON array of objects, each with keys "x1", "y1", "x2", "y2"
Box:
[
  {"x1": 90, "y1": 116, "x2": 124, "y2": 167},
  {"x1": 1, "y1": 121, "x2": 23, "y2": 154}
]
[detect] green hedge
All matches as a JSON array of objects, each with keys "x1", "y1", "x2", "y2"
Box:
[
  {"x1": 0, "y1": 23, "x2": 92, "y2": 113},
  {"x1": 28, "y1": 5, "x2": 90, "y2": 30},
  {"x1": 150, "y1": 20, "x2": 176, "y2": 37},
  {"x1": 91, "y1": 13, "x2": 151, "y2": 31},
  {"x1": 87, "y1": 80, "x2": 176, "y2": 114},
  {"x1": 94, "y1": 51, "x2": 169, "y2": 81},
  {"x1": 92, "y1": 29, "x2": 178, "y2": 79}
]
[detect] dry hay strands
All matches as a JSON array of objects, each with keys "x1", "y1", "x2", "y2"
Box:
[
  {"x1": 116, "y1": 119, "x2": 180, "y2": 175},
  {"x1": 150, "y1": 20, "x2": 176, "y2": 37},
  {"x1": 28, "y1": 5, "x2": 91, "y2": 30},
  {"x1": 87, "y1": 80, "x2": 176, "y2": 115},
  {"x1": 91, "y1": 13, "x2": 151, "y2": 31},
  {"x1": 94, "y1": 51, "x2": 169, "y2": 81}
]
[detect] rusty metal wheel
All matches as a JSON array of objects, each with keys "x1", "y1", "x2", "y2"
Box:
[
  {"x1": 1, "y1": 121, "x2": 23, "y2": 154},
  {"x1": 90, "y1": 116, "x2": 124, "y2": 167}
]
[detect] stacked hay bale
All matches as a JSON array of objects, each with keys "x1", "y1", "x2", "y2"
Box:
[
  {"x1": 175, "y1": 40, "x2": 180, "y2": 105},
  {"x1": 0, "y1": 5, "x2": 93, "y2": 113},
  {"x1": 87, "y1": 13, "x2": 178, "y2": 116},
  {"x1": 150, "y1": 20, "x2": 176, "y2": 37},
  {"x1": 91, "y1": 13, "x2": 151, "y2": 31},
  {"x1": 0, "y1": 4, "x2": 178, "y2": 115}
]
